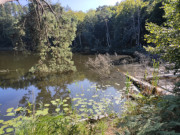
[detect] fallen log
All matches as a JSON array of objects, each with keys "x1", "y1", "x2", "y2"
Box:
[
  {"x1": 0, "y1": 69, "x2": 18, "y2": 73},
  {"x1": 129, "y1": 84, "x2": 140, "y2": 94},
  {"x1": 126, "y1": 84, "x2": 141, "y2": 100},
  {"x1": 117, "y1": 69, "x2": 171, "y2": 95},
  {"x1": 144, "y1": 73, "x2": 180, "y2": 81}
]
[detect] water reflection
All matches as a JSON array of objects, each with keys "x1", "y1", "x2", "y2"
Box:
[{"x1": 0, "y1": 52, "x2": 126, "y2": 120}]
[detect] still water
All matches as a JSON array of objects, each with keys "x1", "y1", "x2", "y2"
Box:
[{"x1": 0, "y1": 51, "x2": 127, "y2": 120}]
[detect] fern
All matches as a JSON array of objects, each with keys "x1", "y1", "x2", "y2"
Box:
[{"x1": 118, "y1": 95, "x2": 180, "y2": 134}]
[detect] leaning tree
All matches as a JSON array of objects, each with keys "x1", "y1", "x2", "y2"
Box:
[{"x1": 1, "y1": 0, "x2": 77, "y2": 74}]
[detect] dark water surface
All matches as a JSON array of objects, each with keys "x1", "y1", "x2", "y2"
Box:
[{"x1": 0, "y1": 51, "x2": 127, "y2": 121}]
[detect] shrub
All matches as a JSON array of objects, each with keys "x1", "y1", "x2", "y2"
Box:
[
  {"x1": 117, "y1": 93, "x2": 180, "y2": 134},
  {"x1": 86, "y1": 54, "x2": 113, "y2": 77}
]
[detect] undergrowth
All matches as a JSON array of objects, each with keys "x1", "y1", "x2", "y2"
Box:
[{"x1": 117, "y1": 94, "x2": 180, "y2": 135}]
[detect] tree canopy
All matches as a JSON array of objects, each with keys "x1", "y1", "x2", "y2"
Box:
[{"x1": 145, "y1": 0, "x2": 180, "y2": 71}]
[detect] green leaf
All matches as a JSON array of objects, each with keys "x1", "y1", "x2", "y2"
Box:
[
  {"x1": 36, "y1": 109, "x2": 49, "y2": 116},
  {"x1": 92, "y1": 95, "x2": 98, "y2": 98},
  {"x1": 6, "y1": 128, "x2": 14, "y2": 133},
  {"x1": 63, "y1": 104, "x2": 69, "y2": 107},
  {"x1": 16, "y1": 107, "x2": 22, "y2": 112},
  {"x1": 81, "y1": 105, "x2": 86, "y2": 108},
  {"x1": 0, "y1": 130, "x2": 4, "y2": 134},
  {"x1": 63, "y1": 108, "x2": 69, "y2": 111},
  {"x1": 63, "y1": 99, "x2": 67, "y2": 102},
  {"x1": 88, "y1": 103, "x2": 92, "y2": 105},
  {"x1": 6, "y1": 113, "x2": 15, "y2": 116},
  {"x1": 56, "y1": 99, "x2": 60, "y2": 102},
  {"x1": 55, "y1": 108, "x2": 60, "y2": 112},
  {"x1": 0, "y1": 120, "x2": 4, "y2": 123},
  {"x1": 51, "y1": 101, "x2": 57, "y2": 105},
  {"x1": 14, "y1": 121, "x2": 22, "y2": 128},
  {"x1": 6, "y1": 108, "x2": 14, "y2": 113},
  {"x1": 44, "y1": 104, "x2": 50, "y2": 107}
]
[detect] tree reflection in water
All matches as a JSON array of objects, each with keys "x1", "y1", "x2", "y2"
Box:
[{"x1": 0, "y1": 53, "x2": 126, "y2": 120}]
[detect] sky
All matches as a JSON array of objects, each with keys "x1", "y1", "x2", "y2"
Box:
[{"x1": 19, "y1": 0, "x2": 122, "y2": 12}]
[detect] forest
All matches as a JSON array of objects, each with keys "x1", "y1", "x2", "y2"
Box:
[
  {"x1": 0, "y1": 0, "x2": 179, "y2": 134},
  {"x1": 0, "y1": 0, "x2": 166, "y2": 52}
]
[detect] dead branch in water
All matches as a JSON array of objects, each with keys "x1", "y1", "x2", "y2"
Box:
[{"x1": 86, "y1": 54, "x2": 113, "y2": 78}]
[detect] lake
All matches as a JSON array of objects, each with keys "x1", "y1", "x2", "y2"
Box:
[{"x1": 0, "y1": 51, "x2": 128, "y2": 121}]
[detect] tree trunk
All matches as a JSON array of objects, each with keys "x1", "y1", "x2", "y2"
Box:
[
  {"x1": 137, "y1": 6, "x2": 141, "y2": 46},
  {"x1": 105, "y1": 20, "x2": 111, "y2": 48},
  {"x1": 132, "y1": 13, "x2": 136, "y2": 46},
  {"x1": 79, "y1": 34, "x2": 82, "y2": 48}
]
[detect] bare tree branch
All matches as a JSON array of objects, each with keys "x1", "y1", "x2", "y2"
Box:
[
  {"x1": 42, "y1": 0, "x2": 56, "y2": 15},
  {"x1": 0, "y1": 0, "x2": 57, "y2": 19}
]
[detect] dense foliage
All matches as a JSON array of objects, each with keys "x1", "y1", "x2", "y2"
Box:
[
  {"x1": 27, "y1": 4, "x2": 77, "y2": 73},
  {"x1": 0, "y1": 2, "x2": 77, "y2": 73},
  {"x1": 68, "y1": 0, "x2": 166, "y2": 52},
  {"x1": 0, "y1": 3, "x2": 27, "y2": 49},
  {"x1": 117, "y1": 0, "x2": 180, "y2": 134},
  {"x1": 0, "y1": 0, "x2": 167, "y2": 53},
  {"x1": 145, "y1": 0, "x2": 180, "y2": 71},
  {"x1": 119, "y1": 94, "x2": 180, "y2": 134}
]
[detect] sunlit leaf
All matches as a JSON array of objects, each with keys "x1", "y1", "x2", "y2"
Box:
[
  {"x1": 0, "y1": 120, "x2": 4, "y2": 123},
  {"x1": 63, "y1": 108, "x2": 69, "y2": 111},
  {"x1": 6, "y1": 128, "x2": 14, "y2": 133},
  {"x1": 55, "y1": 108, "x2": 60, "y2": 112},
  {"x1": 81, "y1": 105, "x2": 86, "y2": 108},
  {"x1": 0, "y1": 130, "x2": 4, "y2": 134},
  {"x1": 14, "y1": 121, "x2": 22, "y2": 127},
  {"x1": 51, "y1": 101, "x2": 57, "y2": 105},
  {"x1": 92, "y1": 95, "x2": 98, "y2": 98},
  {"x1": 16, "y1": 107, "x2": 22, "y2": 112},
  {"x1": 63, "y1": 104, "x2": 69, "y2": 107},
  {"x1": 44, "y1": 104, "x2": 50, "y2": 107},
  {"x1": 63, "y1": 99, "x2": 67, "y2": 102},
  {"x1": 36, "y1": 109, "x2": 49, "y2": 116},
  {"x1": 6, "y1": 108, "x2": 14, "y2": 113},
  {"x1": 6, "y1": 113, "x2": 15, "y2": 116},
  {"x1": 56, "y1": 99, "x2": 60, "y2": 102}
]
